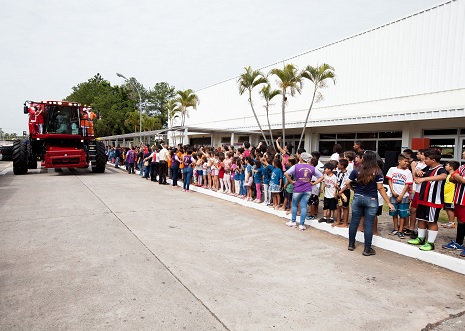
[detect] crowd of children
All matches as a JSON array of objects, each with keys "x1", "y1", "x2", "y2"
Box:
[{"x1": 106, "y1": 140, "x2": 465, "y2": 258}]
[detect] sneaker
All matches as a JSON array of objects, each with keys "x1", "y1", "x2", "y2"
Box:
[
  {"x1": 363, "y1": 247, "x2": 376, "y2": 256},
  {"x1": 419, "y1": 242, "x2": 435, "y2": 251},
  {"x1": 348, "y1": 242, "x2": 355, "y2": 251},
  {"x1": 397, "y1": 232, "x2": 405, "y2": 239},
  {"x1": 299, "y1": 225, "x2": 306, "y2": 231},
  {"x1": 409, "y1": 231, "x2": 418, "y2": 239},
  {"x1": 403, "y1": 229, "x2": 413, "y2": 236},
  {"x1": 326, "y1": 218, "x2": 335, "y2": 224},
  {"x1": 460, "y1": 249, "x2": 465, "y2": 257},
  {"x1": 318, "y1": 218, "x2": 328, "y2": 223},
  {"x1": 389, "y1": 230, "x2": 398, "y2": 236},
  {"x1": 408, "y1": 237, "x2": 425, "y2": 245},
  {"x1": 286, "y1": 221, "x2": 297, "y2": 228},
  {"x1": 441, "y1": 241, "x2": 465, "y2": 250},
  {"x1": 306, "y1": 215, "x2": 315, "y2": 220}
]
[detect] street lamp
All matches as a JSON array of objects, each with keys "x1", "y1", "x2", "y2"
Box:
[{"x1": 116, "y1": 72, "x2": 143, "y2": 143}]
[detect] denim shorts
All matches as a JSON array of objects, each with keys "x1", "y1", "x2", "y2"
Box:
[{"x1": 388, "y1": 202, "x2": 410, "y2": 218}]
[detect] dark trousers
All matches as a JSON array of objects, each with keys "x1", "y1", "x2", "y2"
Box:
[
  {"x1": 150, "y1": 162, "x2": 159, "y2": 181},
  {"x1": 171, "y1": 164, "x2": 179, "y2": 186},
  {"x1": 159, "y1": 161, "x2": 168, "y2": 184}
]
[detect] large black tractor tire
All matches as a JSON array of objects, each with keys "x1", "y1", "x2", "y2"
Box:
[
  {"x1": 13, "y1": 140, "x2": 28, "y2": 175},
  {"x1": 1, "y1": 146, "x2": 13, "y2": 161},
  {"x1": 91, "y1": 141, "x2": 106, "y2": 173}
]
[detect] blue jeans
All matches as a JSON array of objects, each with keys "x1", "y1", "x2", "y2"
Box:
[
  {"x1": 291, "y1": 191, "x2": 311, "y2": 226},
  {"x1": 143, "y1": 165, "x2": 150, "y2": 178},
  {"x1": 183, "y1": 167, "x2": 193, "y2": 190},
  {"x1": 139, "y1": 160, "x2": 144, "y2": 176},
  {"x1": 239, "y1": 179, "x2": 245, "y2": 195},
  {"x1": 114, "y1": 157, "x2": 120, "y2": 168},
  {"x1": 349, "y1": 193, "x2": 378, "y2": 248}
]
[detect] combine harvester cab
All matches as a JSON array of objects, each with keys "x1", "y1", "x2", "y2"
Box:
[{"x1": 13, "y1": 100, "x2": 106, "y2": 175}]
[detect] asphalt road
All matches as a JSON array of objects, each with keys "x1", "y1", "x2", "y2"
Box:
[{"x1": 1, "y1": 162, "x2": 464, "y2": 331}]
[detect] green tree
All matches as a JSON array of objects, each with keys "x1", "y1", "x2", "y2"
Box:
[
  {"x1": 259, "y1": 83, "x2": 281, "y2": 144},
  {"x1": 175, "y1": 89, "x2": 199, "y2": 144},
  {"x1": 146, "y1": 82, "x2": 176, "y2": 127},
  {"x1": 270, "y1": 64, "x2": 302, "y2": 148},
  {"x1": 238, "y1": 66, "x2": 269, "y2": 146},
  {"x1": 298, "y1": 64, "x2": 336, "y2": 150}
]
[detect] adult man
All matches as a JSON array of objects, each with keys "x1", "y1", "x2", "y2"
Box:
[
  {"x1": 284, "y1": 152, "x2": 323, "y2": 231},
  {"x1": 158, "y1": 142, "x2": 169, "y2": 185}
]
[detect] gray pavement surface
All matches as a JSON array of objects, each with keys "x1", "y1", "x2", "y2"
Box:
[{"x1": 1, "y1": 161, "x2": 465, "y2": 331}]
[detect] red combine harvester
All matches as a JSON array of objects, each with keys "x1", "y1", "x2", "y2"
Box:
[{"x1": 13, "y1": 100, "x2": 106, "y2": 175}]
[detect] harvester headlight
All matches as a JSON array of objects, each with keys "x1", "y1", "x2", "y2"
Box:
[{"x1": 58, "y1": 102, "x2": 62, "y2": 105}]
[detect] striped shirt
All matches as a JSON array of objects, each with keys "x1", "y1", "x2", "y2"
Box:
[
  {"x1": 418, "y1": 164, "x2": 447, "y2": 208},
  {"x1": 454, "y1": 165, "x2": 465, "y2": 205}
]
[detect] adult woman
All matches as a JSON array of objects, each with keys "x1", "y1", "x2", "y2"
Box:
[
  {"x1": 182, "y1": 149, "x2": 195, "y2": 192},
  {"x1": 284, "y1": 153, "x2": 323, "y2": 230},
  {"x1": 170, "y1": 149, "x2": 181, "y2": 187},
  {"x1": 347, "y1": 151, "x2": 394, "y2": 256}
]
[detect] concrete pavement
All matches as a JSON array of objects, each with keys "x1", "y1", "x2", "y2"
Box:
[{"x1": 1, "y1": 163, "x2": 464, "y2": 330}]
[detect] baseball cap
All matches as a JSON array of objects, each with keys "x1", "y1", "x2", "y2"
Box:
[{"x1": 300, "y1": 152, "x2": 311, "y2": 162}]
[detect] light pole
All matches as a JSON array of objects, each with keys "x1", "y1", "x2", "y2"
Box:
[{"x1": 116, "y1": 72, "x2": 143, "y2": 143}]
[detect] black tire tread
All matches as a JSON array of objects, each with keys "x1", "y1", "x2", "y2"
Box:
[
  {"x1": 13, "y1": 140, "x2": 28, "y2": 175},
  {"x1": 91, "y1": 141, "x2": 106, "y2": 173}
]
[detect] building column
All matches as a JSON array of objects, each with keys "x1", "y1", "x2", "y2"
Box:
[{"x1": 230, "y1": 132, "x2": 235, "y2": 146}]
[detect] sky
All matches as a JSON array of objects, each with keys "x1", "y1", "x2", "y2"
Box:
[{"x1": 0, "y1": 0, "x2": 444, "y2": 134}]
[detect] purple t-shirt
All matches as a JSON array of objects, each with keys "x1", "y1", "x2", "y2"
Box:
[{"x1": 285, "y1": 163, "x2": 322, "y2": 193}]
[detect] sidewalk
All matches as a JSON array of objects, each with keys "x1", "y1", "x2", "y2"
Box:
[{"x1": 115, "y1": 164, "x2": 465, "y2": 275}]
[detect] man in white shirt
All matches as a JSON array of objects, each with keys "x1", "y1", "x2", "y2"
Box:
[{"x1": 158, "y1": 142, "x2": 169, "y2": 185}]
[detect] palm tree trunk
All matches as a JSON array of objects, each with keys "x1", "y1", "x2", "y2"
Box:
[
  {"x1": 297, "y1": 87, "x2": 318, "y2": 151},
  {"x1": 266, "y1": 108, "x2": 274, "y2": 145},
  {"x1": 281, "y1": 91, "x2": 286, "y2": 148},
  {"x1": 248, "y1": 91, "x2": 269, "y2": 146}
]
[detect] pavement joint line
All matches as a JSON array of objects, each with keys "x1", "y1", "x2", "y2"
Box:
[
  {"x1": 165, "y1": 177, "x2": 465, "y2": 276},
  {"x1": 76, "y1": 171, "x2": 231, "y2": 331}
]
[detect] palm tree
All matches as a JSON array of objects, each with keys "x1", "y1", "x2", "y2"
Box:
[
  {"x1": 270, "y1": 64, "x2": 302, "y2": 148},
  {"x1": 297, "y1": 64, "x2": 336, "y2": 151},
  {"x1": 175, "y1": 89, "x2": 199, "y2": 144},
  {"x1": 259, "y1": 83, "x2": 281, "y2": 145},
  {"x1": 238, "y1": 66, "x2": 269, "y2": 146},
  {"x1": 166, "y1": 99, "x2": 181, "y2": 145}
]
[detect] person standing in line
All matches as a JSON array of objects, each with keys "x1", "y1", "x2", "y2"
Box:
[
  {"x1": 353, "y1": 140, "x2": 365, "y2": 167},
  {"x1": 346, "y1": 151, "x2": 394, "y2": 256},
  {"x1": 330, "y1": 144, "x2": 343, "y2": 161},
  {"x1": 407, "y1": 149, "x2": 427, "y2": 238},
  {"x1": 158, "y1": 142, "x2": 169, "y2": 185},
  {"x1": 444, "y1": 152, "x2": 465, "y2": 256},
  {"x1": 126, "y1": 146, "x2": 136, "y2": 174},
  {"x1": 170, "y1": 149, "x2": 181, "y2": 187},
  {"x1": 313, "y1": 163, "x2": 338, "y2": 224},
  {"x1": 386, "y1": 154, "x2": 413, "y2": 239},
  {"x1": 408, "y1": 150, "x2": 448, "y2": 251},
  {"x1": 441, "y1": 161, "x2": 460, "y2": 229},
  {"x1": 114, "y1": 145, "x2": 121, "y2": 168},
  {"x1": 285, "y1": 153, "x2": 323, "y2": 231},
  {"x1": 182, "y1": 149, "x2": 195, "y2": 192}
]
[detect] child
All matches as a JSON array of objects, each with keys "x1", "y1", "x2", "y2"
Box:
[
  {"x1": 223, "y1": 152, "x2": 232, "y2": 194},
  {"x1": 212, "y1": 153, "x2": 219, "y2": 191},
  {"x1": 252, "y1": 159, "x2": 264, "y2": 203},
  {"x1": 344, "y1": 150, "x2": 355, "y2": 175},
  {"x1": 202, "y1": 156, "x2": 208, "y2": 188},
  {"x1": 237, "y1": 158, "x2": 246, "y2": 197},
  {"x1": 335, "y1": 158, "x2": 351, "y2": 227},
  {"x1": 443, "y1": 151, "x2": 465, "y2": 254},
  {"x1": 270, "y1": 158, "x2": 283, "y2": 209},
  {"x1": 243, "y1": 157, "x2": 254, "y2": 201},
  {"x1": 262, "y1": 157, "x2": 273, "y2": 205},
  {"x1": 307, "y1": 158, "x2": 321, "y2": 220},
  {"x1": 408, "y1": 149, "x2": 427, "y2": 237},
  {"x1": 442, "y1": 161, "x2": 460, "y2": 228},
  {"x1": 218, "y1": 155, "x2": 225, "y2": 193},
  {"x1": 386, "y1": 154, "x2": 413, "y2": 239},
  {"x1": 283, "y1": 156, "x2": 297, "y2": 213},
  {"x1": 408, "y1": 149, "x2": 448, "y2": 251},
  {"x1": 314, "y1": 163, "x2": 337, "y2": 223},
  {"x1": 196, "y1": 156, "x2": 204, "y2": 187}
]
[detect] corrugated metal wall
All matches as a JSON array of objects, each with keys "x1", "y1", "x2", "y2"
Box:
[{"x1": 187, "y1": 0, "x2": 465, "y2": 130}]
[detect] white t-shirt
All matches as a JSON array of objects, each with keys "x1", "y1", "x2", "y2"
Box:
[
  {"x1": 386, "y1": 166, "x2": 413, "y2": 198},
  {"x1": 413, "y1": 161, "x2": 426, "y2": 192},
  {"x1": 330, "y1": 153, "x2": 340, "y2": 161},
  {"x1": 346, "y1": 162, "x2": 354, "y2": 176},
  {"x1": 323, "y1": 174, "x2": 337, "y2": 198}
]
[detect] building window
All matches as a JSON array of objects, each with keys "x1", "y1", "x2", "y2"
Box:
[
  {"x1": 424, "y1": 129, "x2": 458, "y2": 135},
  {"x1": 430, "y1": 138, "x2": 455, "y2": 159}
]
